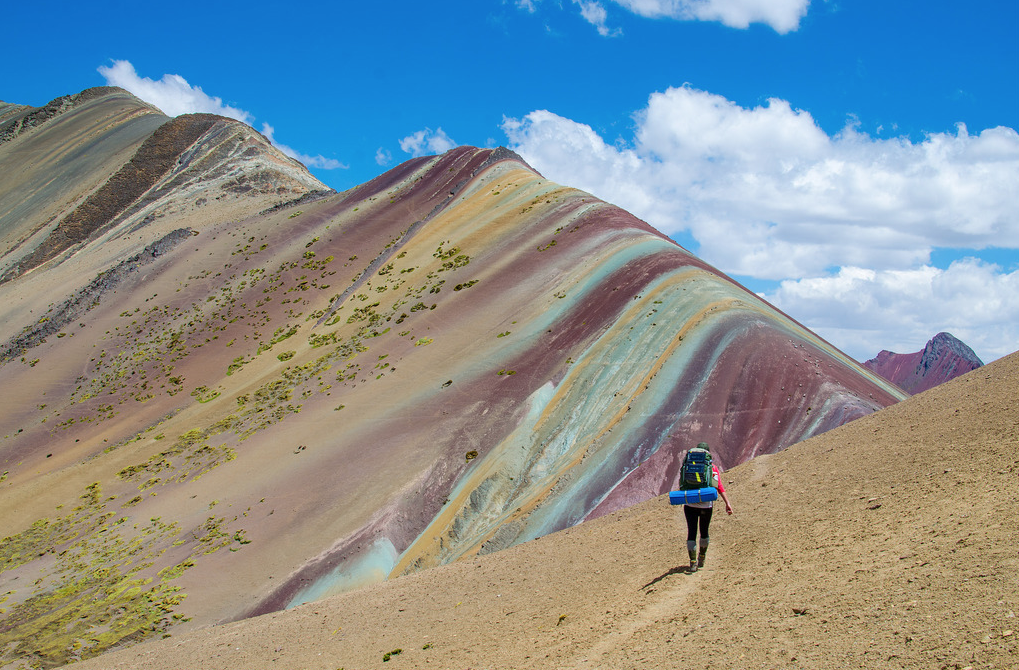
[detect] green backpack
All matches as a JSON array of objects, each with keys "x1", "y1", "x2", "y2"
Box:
[{"x1": 680, "y1": 444, "x2": 719, "y2": 490}]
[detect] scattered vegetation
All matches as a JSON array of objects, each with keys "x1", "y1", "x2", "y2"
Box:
[
  {"x1": 0, "y1": 154, "x2": 517, "y2": 670},
  {"x1": 0, "y1": 480, "x2": 249, "y2": 668}
]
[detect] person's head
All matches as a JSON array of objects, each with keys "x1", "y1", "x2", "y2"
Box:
[{"x1": 697, "y1": 442, "x2": 709, "y2": 451}]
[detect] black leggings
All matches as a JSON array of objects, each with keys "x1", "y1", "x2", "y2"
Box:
[{"x1": 684, "y1": 505, "x2": 713, "y2": 542}]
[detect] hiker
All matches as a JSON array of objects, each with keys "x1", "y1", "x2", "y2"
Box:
[{"x1": 682, "y1": 442, "x2": 733, "y2": 572}]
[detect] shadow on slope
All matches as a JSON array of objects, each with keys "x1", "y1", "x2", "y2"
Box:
[{"x1": 66, "y1": 350, "x2": 1019, "y2": 670}]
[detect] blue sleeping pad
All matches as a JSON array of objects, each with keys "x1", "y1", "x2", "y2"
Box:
[{"x1": 669, "y1": 487, "x2": 718, "y2": 505}]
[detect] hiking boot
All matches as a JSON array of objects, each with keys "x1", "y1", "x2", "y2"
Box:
[
  {"x1": 697, "y1": 547, "x2": 708, "y2": 568},
  {"x1": 688, "y1": 547, "x2": 698, "y2": 572}
]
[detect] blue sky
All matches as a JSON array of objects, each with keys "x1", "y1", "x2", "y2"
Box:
[{"x1": 3, "y1": 0, "x2": 1017, "y2": 363}]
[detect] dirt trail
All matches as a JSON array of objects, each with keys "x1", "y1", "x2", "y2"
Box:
[
  {"x1": 574, "y1": 566, "x2": 700, "y2": 669},
  {"x1": 65, "y1": 351, "x2": 1018, "y2": 670}
]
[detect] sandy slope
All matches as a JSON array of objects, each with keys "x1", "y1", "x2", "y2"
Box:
[{"x1": 62, "y1": 350, "x2": 1018, "y2": 670}]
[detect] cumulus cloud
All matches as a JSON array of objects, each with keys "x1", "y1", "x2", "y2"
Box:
[
  {"x1": 97, "y1": 60, "x2": 254, "y2": 123},
  {"x1": 376, "y1": 148, "x2": 393, "y2": 166},
  {"x1": 502, "y1": 85, "x2": 1019, "y2": 362},
  {"x1": 99, "y1": 60, "x2": 346, "y2": 170},
  {"x1": 259, "y1": 123, "x2": 347, "y2": 170},
  {"x1": 519, "y1": 0, "x2": 806, "y2": 34},
  {"x1": 612, "y1": 0, "x2": 810, "y2": 33},
  {"x1": 399, "y1": 128, "x2": 457, "y2": 157},
  {"x1": 503, "y1": 86, "x2": 1019, "y2": 279},
  {"x1": 765, "y1": 260, "x2": 1019, "y2": 363}
]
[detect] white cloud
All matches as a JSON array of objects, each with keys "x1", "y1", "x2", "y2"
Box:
[
  {"x1": 97, "y1": 60, "x2": 254, "y2": 123},
  {"x1": 611, "y1": 0, "x2": 810, "y2": 32},
  {"x1": 260, "y1": 123, "x2": 347, "y2": 170},
  {"x1": 399, "y1": 128, "x2": 458, "y2": 157},
  {"x1": 574, "y1": 0, "x2": 622, "y2": 36},
  {"x1": 765, "y1": 260, "x2": 1019, "y2": 363},
  {"x1": 376, "y1": 148, "x2": 393, "y2": 166},
  {"x1": 520, "y1": 0, "x2": 805, "y2": 34},
  {"x1": 99, "y1": 60, "x2": 346, "y2": 170},
  {"x1": 503, "y1": 86, "x2": 1019, "y2": 279},
  {"x1": 502, "y1": 85, "x2": 1019, "y2": 362}
]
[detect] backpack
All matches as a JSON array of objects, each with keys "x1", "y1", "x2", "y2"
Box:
[{"x1": 680, "y1": 447, "x2": 719, "y2": 490}]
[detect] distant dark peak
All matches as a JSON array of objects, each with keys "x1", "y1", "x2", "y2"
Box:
[
  {"x1": 863, "y1": 331, "x2": 983, "y2": 395},
  {"x1": 924, "y1": 332, "x2": 983, "y2": 367}
]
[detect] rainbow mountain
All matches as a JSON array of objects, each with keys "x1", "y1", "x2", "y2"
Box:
[{"x1": 0, "y1": 87, "x2": 904, "y2": 666}]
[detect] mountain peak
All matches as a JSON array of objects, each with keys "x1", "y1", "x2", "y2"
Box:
[
  {"x1": 925, "y1": 331, "x2": 983, "y2": 367},
  {"x1": 0, "y1": 88, "x2": 328, "y2": 285},
  {"x1": 863, "y1": 331, "x2": 983, "y2": 394}
]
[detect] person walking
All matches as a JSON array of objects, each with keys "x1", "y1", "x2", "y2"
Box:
[{"x1": 683, "y1": 442, "x2": 733, "y2": 572}]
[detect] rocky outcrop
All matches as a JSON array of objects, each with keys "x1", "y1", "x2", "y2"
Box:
[
  {"x1": 863, "y1": 332, "x2": 983, "y2": 394},
  {"x1": 0, "y1": 228, "x2": 194, "y2": 361}
]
